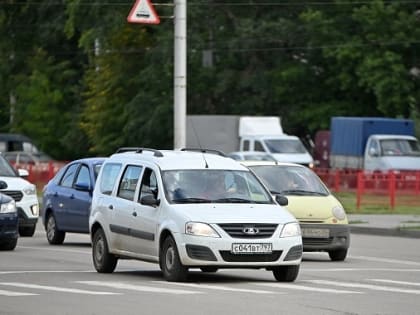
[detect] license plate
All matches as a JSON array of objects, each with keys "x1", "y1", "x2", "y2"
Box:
[
  {"x1": 301, "y1": 228, "x2": 330, "y2": 238},
  {"x1": 231, "y1": 243, "x2": 272, "y2": 254}
]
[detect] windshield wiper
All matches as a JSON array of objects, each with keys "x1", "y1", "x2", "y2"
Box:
[
  {"x1": 281, "y1": 189, "x2": 327, "y2": 196},
  {"x1": 213, "y1": 197, "x2": 254, "y2": 203},
  {"x1": 172, "y1": 197, "x2": 210, "y2": 203}
]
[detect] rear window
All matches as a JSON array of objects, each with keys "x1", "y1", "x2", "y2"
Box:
[{"x1": 99, "y1": 163, "x2": 122, "y2": 195}]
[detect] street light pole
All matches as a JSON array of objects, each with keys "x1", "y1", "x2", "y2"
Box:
[{"x1": 173, "y1": 0, "x2": 187, "y2": 149}]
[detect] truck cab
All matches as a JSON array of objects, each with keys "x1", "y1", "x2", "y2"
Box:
[{"x1": 364, "y1": 134, "x2": 420, "y2": 171}]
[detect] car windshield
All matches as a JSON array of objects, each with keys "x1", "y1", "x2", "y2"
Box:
[
  {"x1": 162, "y1": 170, "x2": 273, "y2": 204},
  {"x1": 249, "y1": 165, "x2": 329, "y2": 196},
  {"x1": 380, "y1": 139, "x2": 420, "y2": 156},
  {"x1": 264, "y1": 139, "x2": 307, "y2": 154},
  {"x1": 0, "y1": 155, "x2": 18, "y2": 177}
]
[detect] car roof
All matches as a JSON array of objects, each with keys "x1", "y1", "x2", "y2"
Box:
[
  {"x1": 69, "y1": 157, "x2": 107, "y2": 165},
  {"x1": 109, "y1": 149, "x2": 248, "y2": 171}
]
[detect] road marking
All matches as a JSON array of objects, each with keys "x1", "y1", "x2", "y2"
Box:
[
  {"x1": 306, "y1": 280, "x2": 420, "y2": 295},
  {"x1": 349, "y1": 255, "x2": 420, "y2": 266},
  {"x1": 0, "y1": 289, "x2": 38, "y2": 297},
  {"x1": 368, "y1": 279, "x2": 420, "y2": 287},
  {"x1": 153, "y1": 281, "x2": 276, "y2": 294},
  {"x1": 254, "y1": 282, "x2": 362, "y2": 294},
  {"x1": 77, "y1": 281, "x2": 201, "y2": 295},
  {"x1": 304, "y1": 268, "x2": 420, "y2": 272},
  {"x1": 0, "y1": 282, "x2": 118, "y2": 295}
]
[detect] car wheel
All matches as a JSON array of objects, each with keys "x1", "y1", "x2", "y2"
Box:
[
  {"x1": 19, "y1": 225, "x2": 36, "y2": 237},
  {"x1": 46, "y1": 213, "x2": 65, "y2": 245},
  {"x1": 272, "y1": 265, "x2": 300, "y2": 282},
  {"x1": 328, "y1": 249, "x2": 348, "y2": 261},
  {"x1": 92, "y1": 228, "x2": 117, "y2": 273},
  {"x1": 160, "y1": 236, "x2": 188, "y2": 282},
  {"x1": 200, "y1": 267, "x2": 218, "y2": 273},
  {"x1": 0, "y1": 239, "x2": 18, "y2": 251}
]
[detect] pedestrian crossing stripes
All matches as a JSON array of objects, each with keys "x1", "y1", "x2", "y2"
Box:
[{"x1": 0, "y1": 278, "x2": 420, "y2": 297}]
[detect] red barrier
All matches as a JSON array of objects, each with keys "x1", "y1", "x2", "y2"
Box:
[{"x1": 11, "y1": 161, "x2": 67, "y2": 189}]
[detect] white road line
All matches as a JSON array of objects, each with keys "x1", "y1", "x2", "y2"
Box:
[
  {"x1": 76, "y1": 281, "x2": 201, "y2": 295},
  {"x1": 368, "y1": 279, "x2": 420, "y2": 287},
  {"x1": 304, "y1": 268, "x2": 420, "y2": 272},
  {"x1": 306, "y1": 280, "x2": 420, "y2": 295},
  {"x1": 0, "y1": 282, "x2": 118, "y2": 295},
  {"x1": 0, "y1": 289, "x2": 38, "y2": 297},
  {"x1": 349, "y1": 255, "x2": 420, "y2": 266},
  {"x1": 254, "y1": 282, "x2": 362, "y2": 294},
  {"x1": 153, "y1": 281, "x2": 276, "y2": 294}
]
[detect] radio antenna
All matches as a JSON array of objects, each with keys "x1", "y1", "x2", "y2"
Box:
[{"x1": 190, "y1": 118, "x2": 209, "y2": 168}]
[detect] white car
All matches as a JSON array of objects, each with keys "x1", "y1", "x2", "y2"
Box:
[
  {"x1": 89, "y1": 148, "x2": 302, "y2": 282},
  {"x1": 0, "y1": 154, "x2": 39, "y2": 236}
]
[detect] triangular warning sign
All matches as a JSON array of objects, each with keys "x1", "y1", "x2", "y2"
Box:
[{"x1": 127, "y1": 0, "x2": 160, "y2": 24}]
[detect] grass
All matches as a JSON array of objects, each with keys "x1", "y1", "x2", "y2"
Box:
[{"x1": 333, "y1": 192, "x2": 420, "y2": 215}]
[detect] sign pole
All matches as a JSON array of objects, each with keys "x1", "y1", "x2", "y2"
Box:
[{"x1": 173, "y1": 0, "x2": 186, "y2": 149}]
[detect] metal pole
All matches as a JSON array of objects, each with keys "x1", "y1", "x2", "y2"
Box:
[{"x1": 173, "y1": 0, "x2": 187, "y2": 149}]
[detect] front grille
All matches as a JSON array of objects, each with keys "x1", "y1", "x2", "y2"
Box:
[
  {"x1": 303, "y1": 237, "x2": 333, "y2": 246},
  {"x1": 0, "y1": 190, "x2": 23, "y2": 202},
  {"x1": 219, "y1": 251, "x2": 282, "y2": 262},
  {"x1": 218, "y1": 223, "x2": 278, "y2": 238},
  {"x1": 186, "y1": 245, "x2": 217, "y2": 261}
]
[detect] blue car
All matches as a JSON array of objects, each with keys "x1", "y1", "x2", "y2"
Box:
[
  {"x1": 42, "y1": 157, "x2": 106, "y2": 244},
  {"x1": 0, "y1": 193, "x2": 18, "y2": 250}
]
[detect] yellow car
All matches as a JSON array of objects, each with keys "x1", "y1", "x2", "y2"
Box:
[{"x1": 242, "y1": 161, "x2": 350, "y2": 261}]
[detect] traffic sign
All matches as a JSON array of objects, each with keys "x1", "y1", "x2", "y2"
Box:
[{"x1": 127, "y1": 0, "x2": 160, "y2": 24}]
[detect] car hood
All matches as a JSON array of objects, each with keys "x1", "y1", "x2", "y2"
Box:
[
  {"x1": 284, "y1": 195, "x2": 341, "y2": 220},
  {"x1": 171, "y1": 203, "x2": 297, "y2": 224},
  {"x1": 0, "y1": 176, "x2": 32, "y2": 190}
]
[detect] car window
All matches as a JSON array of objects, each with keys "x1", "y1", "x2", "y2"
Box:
[
  {"x1": 60, "y1": 163, "x2": 79, "y2": 188},
  {"x1": 99, "y1": 163, "x2": 122, "y2": 195},
  {"x1": 139, "y1": 168, "x2": 158, "y2": 202},
  {"x1": 0, "y1": 155, "x2": 17, "y2": 177},
  {"x1": 117, "y1": 165, "x2": 142, "y2": 201},
  {"x1": 254, "y1": 141, "x2": 265, "y2": 152},
  {"x1": 75, "y1": 165, "x2": 91, "y2": 188},
  {"x1": 93, "y1": 163, "x2": 103, "y2": 179}
]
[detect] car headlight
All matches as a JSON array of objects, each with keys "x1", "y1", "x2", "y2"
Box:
[
  {"x1": 332, "y1": 206, "x2": 346, "y2": 221},
  {"x1": 185, "y1": 222, "x2": 220, "y2": 238},
  {"x1": 280, "y1": 222, "x2": 301, "y2": 238},
  {"x1": 0, "y1": 200, "x2": 17, "y2": 214},
  {"x1": 23, "y1": 185, "x2": 36, "y2": 195}
]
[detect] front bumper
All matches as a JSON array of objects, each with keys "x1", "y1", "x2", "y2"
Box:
[
  {"x1": 0, "y1": 212, "x2": 19, "y2": 240},
  {"x1": 300, "y1": 224, "x2": 350, "y2": 252},
  {"x1": 17, "y1": 207, "x2": 39, "y2": 227},
  {"x1": 175, "y1": 233, "x2": 302, "y2": 268}
]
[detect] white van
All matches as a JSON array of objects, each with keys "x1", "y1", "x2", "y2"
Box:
[{"x1": 89, "y1": 148, "x2": 302, "y2": 282}]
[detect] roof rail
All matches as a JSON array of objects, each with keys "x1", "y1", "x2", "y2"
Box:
[
  {"x1": 180, "y1": 148, "x2": 226, "y2": 157},
  {"x1": 115, "y1": 147, "x2": 164, "y2": 157}
]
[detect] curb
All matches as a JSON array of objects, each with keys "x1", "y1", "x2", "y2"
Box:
[{"x1": 350, "y1": 225, "x2": 420, "y2": 238}]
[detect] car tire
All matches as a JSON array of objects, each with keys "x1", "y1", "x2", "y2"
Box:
[
  {"x1": 19, "y1": 225, "x2": 36, "y2": 237},
  {"x1": 0, "y1": 239, "x2": 18, "y2": 251},
  {"x1": 200, "y1": 267, "x2": 218, "y2": 273},
  {"x1": 92, "y1": 228, "x2": 117, "y2": 273},
  {"x1": 46, "y1": 213, "x2": 65, "y2": 245},
  {"x1": 272, "y1": 265, "x2": 300, "y2": 282},
  {"x1": 160, "y1": 236, "x2": 188, "y2": 282},
  {"x1": 328, "y1": 249, "x2": 348, "y2": 261}
]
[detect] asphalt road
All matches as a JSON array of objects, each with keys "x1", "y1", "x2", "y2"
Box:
[{"x1": 1, "y1": 223, "x2": 420, "y2": 315}]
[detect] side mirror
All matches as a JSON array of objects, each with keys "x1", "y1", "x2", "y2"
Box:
[
  {"x1": 74, "y1": 182, "x2": 91, "y2": 192},
  {"x1": 18, "y1": 169, "x2": 29, "y2": 178},
  {"x1": 141, "y1": 194, "x2": 160, "y2": 208},
  {"x1": 369, "y1": 147, "x2": 379, "y2": 157},
  {"x1": 275, "y1": 194, "x2": 288, "y2": 206}
]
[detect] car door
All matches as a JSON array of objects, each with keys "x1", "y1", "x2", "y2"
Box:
[
  {"x1": 110, "y1": 164, "x2": 143, "y2": 253},
  {"x1": 53, "y1": 163, "x2": 79, "y2": 230},
  {"x1": 67, "y1": 164, "x2": 92, "y2": 232},
  {"x1": 131, "y1": 167, "x2": 161, "y2": 257}
]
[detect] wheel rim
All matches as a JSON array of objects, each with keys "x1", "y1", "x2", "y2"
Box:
[
  {"x1": 94, "y1": 234, "x2": 104, "y2": 264},
  {"x1": 165, "y1": 245, "x2": 175, "y2": 271},
  {"x1": 46, "y1": 216, "x2": 56, "y2": 240}
]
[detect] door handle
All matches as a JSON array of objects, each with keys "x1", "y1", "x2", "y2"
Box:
[
  {"x1": 108, "y1": 205, "x2": 113, "y2": 210},
  {"x1": 132, "y1": 212, "x2": 137, "y2": 217}
]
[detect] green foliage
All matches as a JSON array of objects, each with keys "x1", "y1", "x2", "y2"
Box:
[{"x1": 0, "y1": 0, "x2": 419, "y2": 159}]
